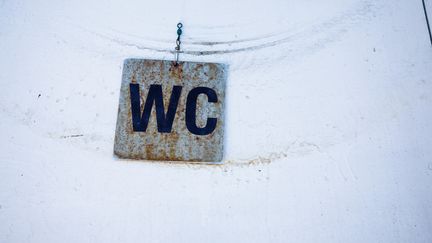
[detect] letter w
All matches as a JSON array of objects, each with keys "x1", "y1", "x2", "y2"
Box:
[{"x1": 129, "y1": 84, "x2": 182, "y2": 133}]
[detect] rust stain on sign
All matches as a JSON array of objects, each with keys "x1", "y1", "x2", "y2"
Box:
[{"x1": 114, "y1": 59, "x2": 227, "y2": 162}]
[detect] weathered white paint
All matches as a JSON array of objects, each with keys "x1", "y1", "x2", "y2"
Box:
[{"x1": 0, "y1": 0, "x2": 431, "y2": 242}]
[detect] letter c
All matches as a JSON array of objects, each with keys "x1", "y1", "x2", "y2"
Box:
[{"x1": 185, "y1": 87, "x2": 218, "y2": 135}]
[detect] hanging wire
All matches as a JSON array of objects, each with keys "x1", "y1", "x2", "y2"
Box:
[
  {"x1": 423, "y1": 0, "x2": 432, "y2": 46},
  {"x1": 175, "y1": 23, "x2": 183, "y2": 65}
]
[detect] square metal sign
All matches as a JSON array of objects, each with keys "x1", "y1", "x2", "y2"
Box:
[{"x1": 114, "y1": 59, "x2": 227, "y2": 162}]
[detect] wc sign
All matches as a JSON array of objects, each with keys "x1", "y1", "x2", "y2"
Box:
[{"x1": 114, "y1": 59, "x2": 227, "y2": 162}]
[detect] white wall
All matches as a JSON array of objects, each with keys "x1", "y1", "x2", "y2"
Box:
[{"x1": 1, "y1": 0, "x2": 431, "y2": 242}]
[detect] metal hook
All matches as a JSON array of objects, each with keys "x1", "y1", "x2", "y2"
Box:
[{"x1": 175, "y1": 22, "x2": 183, "y2": 66}]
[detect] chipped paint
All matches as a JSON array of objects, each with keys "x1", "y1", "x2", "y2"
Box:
[{"x1": 114, "y1": 59, "x2": 227, "y2": 162}]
